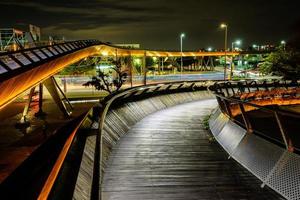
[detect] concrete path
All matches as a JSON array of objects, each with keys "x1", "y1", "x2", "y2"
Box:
[{"x1": 102, "y1": 99, "x2": 282, "y2": 200}]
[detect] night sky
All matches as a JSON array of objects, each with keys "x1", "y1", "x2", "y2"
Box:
[{"x1": 1, "y1": 0, "x2": 300, "y2": 50}]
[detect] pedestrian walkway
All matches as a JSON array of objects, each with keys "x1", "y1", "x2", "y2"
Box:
[{"x1": 102, "y1": 100, "x2": 282, "y2": 200}]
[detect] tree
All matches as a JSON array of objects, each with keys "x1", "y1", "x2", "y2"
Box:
[
  {"x1": 59, "y1": 64, "x2": 95, "y2": 75},
  {"x1": 259, "y1": 47, "x2": 300, "y2": 80},
  {"x1": 83, "y1": 60, "x2": 128, "y2": 94},
  {"x1": 59, "y1": 57, "x2": 100, "y2": 75}
]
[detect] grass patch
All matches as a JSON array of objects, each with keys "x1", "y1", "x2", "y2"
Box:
[
  {"x1": 201, "y1": 114, "x2": 211, "y2": 130},
  {"x1": 202, "y1": 114, "x2": 217, "y2": 142}
]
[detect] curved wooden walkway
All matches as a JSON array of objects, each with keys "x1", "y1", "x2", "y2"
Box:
[{"x1": 102, "y1": 99, "x2": 283, "y2": 200}]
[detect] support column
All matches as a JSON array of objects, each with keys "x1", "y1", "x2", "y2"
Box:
[
  {"x1": 161, "y1": 57, "x2": 164, "y2": 73},
  {"x1": 16, "y1": 87, "x2": 36, "y2": 127},
  {"x1": 35, "y1": 83, "x2": 46, "y2": 118},
  {"x1": 158, "y1": 57, "x2": 161, "y2": 75},
  {"x1": 43, "y1": 77, "x2": 72, "y2": 118},
  {"x1": 210, "y1": 57, "x2": 215, "y2": 71},
  {"x1": 200, "y1": 57, "x2": 204, "y2": 71},
  {"x1": 63, "y1": 76, "x2": 67, "y2": 93},
  {"x1": 128, "y1": 54, "x2": 133, "y2": 87},
  {"x1": 204, "y1": 57, "x2": 209, "y2": 71},
  {"x1": 143, "y1": 51, "x2": 147, "y2": 85},
  {"x1": 229, "y1": 56, "x2": 234, "y2": 80}
]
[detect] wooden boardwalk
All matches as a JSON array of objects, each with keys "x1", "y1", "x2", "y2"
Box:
[{"x1": 102, "y1": 99, "x2": 283, "y2": 200}]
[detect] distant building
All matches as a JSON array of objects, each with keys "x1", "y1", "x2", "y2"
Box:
[
  {"x1": 0, "y1": 28, "x2": 25, "y2": 51},
  {"x1": 29, "y1": 24, "x2": 41, "y2": 42},
  {"x1": 0, "y1": 25, "x2": 42, "y2": 52},
  {"x1": 113, "y1": 44, "x2": 140, "y2": 49}
]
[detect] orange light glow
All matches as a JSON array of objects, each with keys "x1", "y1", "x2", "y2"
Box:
[
  {"x1": 0, "y1": 44, "x2": 240, "y2": 110},
  {"x1": 37, "y1": 117, "x2": 85, "y2": 200},
  {"x1": 230, "y1": 98, "x2": 300, "y2": 117}
]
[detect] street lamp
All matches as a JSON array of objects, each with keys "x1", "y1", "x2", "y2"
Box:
[
  {"x1": 207, "y1": 47, "x2": 213, "y2": 52},
  {"x1": 180, "y1": 33, "x2": 185, "y2": 78},
  {"x1": 232, "y1": 40, "x2": 241, "y2": 51},
  {"x1": 230, "y1": 40, "x2": 241, "y2": 80},
  {"x1": 281, "y1": 40, "x2": 286, "y2": 50},
  {"x1": 220, "y1": 23, "x2": 228, "y2": 80}
]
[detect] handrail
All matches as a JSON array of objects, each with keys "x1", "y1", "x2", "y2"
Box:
[
  {"x1": 0, "y1": 113, "x2": 88, "y2": 199},
  {"x1": 209, "y1": 80, "x2": 300, "y2": 153},
  {"x1": 37, "y1": 110, "x2": 92, "y2": 200},
  {"x1": 3, "y1": 80, "x2": 212, "y2": 199},
  {"x1": 91, "y1": 80, "x2": 215, "y2": 199},
  {"x1": 0, "y1": 40, "x2": 100, "y2": 56},
  {"x1": 0, "y1": 40, "x2": 101, "y2": 82}
]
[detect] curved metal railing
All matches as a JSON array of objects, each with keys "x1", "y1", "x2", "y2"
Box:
[
  {"x1": 209, "y1": 80, "x2": 300, "y2": 153},
  {"x1": 0, "y1": 80, "x2": 214, "y2": 199},
  {"x1": 84, "y1": 80, "x2": 214, "y2": 199}
]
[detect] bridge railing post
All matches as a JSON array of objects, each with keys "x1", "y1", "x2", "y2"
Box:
[
  {"x1": 222, "y1": 99, "x2": 232, "y2": 118},
  {"x1": 238, "y1": 103, "x2": 253, "y2": 133},
  {"x1": 274, "y1": 111, "x2": 294, "y2": 152},
  {"x1": 216, "y1": 96, "x2": 232, "y2": 118}
]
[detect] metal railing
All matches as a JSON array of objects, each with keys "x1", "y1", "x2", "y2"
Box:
[
  {"x1": 209, "y1": 80, "x2": 300, "y2": 153},
  {"x1": 90, "y1": 80, "x2": 215, "y2": 199},
  {"x1": 0, "y1": 80, "x2": 214, "y2": 199},
  {"x1": 0, "y1": 40, "x2": 101, "y2": 82}
]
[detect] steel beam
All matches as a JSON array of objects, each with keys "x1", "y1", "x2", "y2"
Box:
[
  {"x1": 43, "y1": 76, "x2": 72, "y2": 118},
  {"x1": 19, "y1": 87, "x2": 36, "y2": 124}
]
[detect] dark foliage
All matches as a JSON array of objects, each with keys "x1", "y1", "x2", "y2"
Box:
[
  {"x1": 83, "y1": 60, "x2": 128, "y2": 93},
  {"x1": 259, "y1": 47, "x2": 300, "y2": 80}
]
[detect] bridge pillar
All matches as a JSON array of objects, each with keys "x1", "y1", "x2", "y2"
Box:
[
  {"x1": 15, "y1": 87, "x2": 36, "y2": 128},
  {"x1": 35, "y1": 83, "x2": 46, "y2": 118},
  {"x1": 229, "y1": 55, "x2": 234, "y2": 80},
  {"x1": 143, "y1": 51, "x2": 147, "y2": 85},
  {"x1": 158, "y1": 57, "x2": 161, "y2": 75},
  {"x1": 199, "y1": 57, "x2": 204, "y2": 71},
  {"x1": 43, "y1": 77, "x2": 73, "y2": 118},
  {"x1": 209, "y1": 56, "x2": 215, "y2": 71},
  {"x1": 161, "y1": 57, "x2": 164, "y2": 73},
  {"x1": 130, "y1": 54, "x2": 133, "y2": 87}
]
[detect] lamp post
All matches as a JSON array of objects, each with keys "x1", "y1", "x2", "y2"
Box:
[
  {"x1": 230, "y1": 40, "x2": 241, "y2": 80},
  {"x1": 220, "y1": 24, "x2": 228, "y2": 80},
  {"x1": 180, "y1": 33, "x2": 185, "y2": 79}
]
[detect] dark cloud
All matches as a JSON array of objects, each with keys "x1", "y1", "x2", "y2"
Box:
[{"x1": 0, "y1": 0, "x2": 299, "y2": 50}]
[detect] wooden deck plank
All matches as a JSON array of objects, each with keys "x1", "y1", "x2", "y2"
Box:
[{"x1": 102, "y1": 99, "x2": 283, "y2": 200}]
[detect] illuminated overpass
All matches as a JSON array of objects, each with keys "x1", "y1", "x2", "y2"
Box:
[{"x1": 0, "y1": 40, "x2": 239, "y2": 109}]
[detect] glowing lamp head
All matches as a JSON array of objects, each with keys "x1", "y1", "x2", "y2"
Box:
[
  {"x1": 281, "y1": 40, "x2": 286, "y2": 45},
  {"x1": 220, "y1": 23, "x2": 227, "y2": 28},
  {"x1": 235, "y1": 40, "x2": 241, "y2": 45},
  {"x1": 180, "y1": 33, "x2": 185, "y2": 38},
  {"x1": 207, "y1": 47, "x2": 212, "y2": 51}
]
